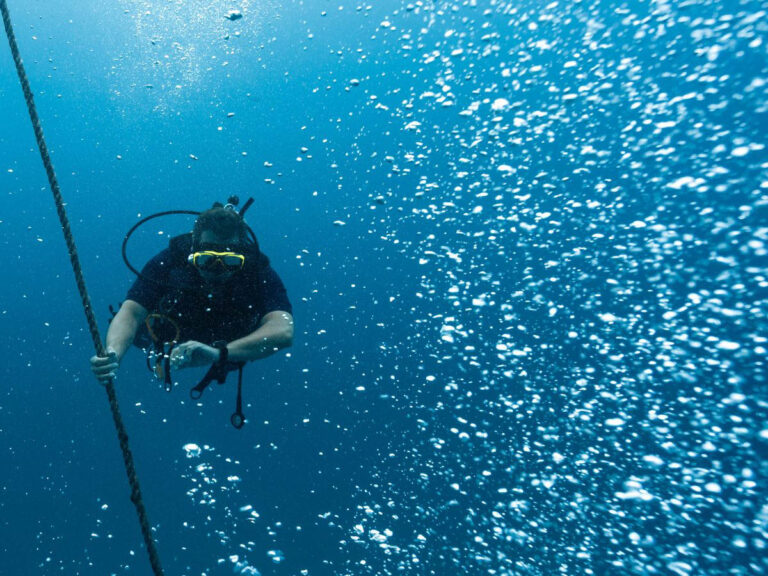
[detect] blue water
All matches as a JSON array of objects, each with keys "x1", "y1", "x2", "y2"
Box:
[{"x1": 1, "y1": 1, "x2": 766, "y2": 575}]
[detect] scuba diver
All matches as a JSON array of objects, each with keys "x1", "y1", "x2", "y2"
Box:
[{"x1": 90, "y1": 198, "x2": 293, "y2": 427}]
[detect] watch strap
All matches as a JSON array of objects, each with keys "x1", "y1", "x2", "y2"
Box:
[{"x1": 213, "y1": 340, "x2": 228, "y2": 366}]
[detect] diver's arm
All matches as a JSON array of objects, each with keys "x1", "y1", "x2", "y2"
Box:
[
  {"x1": 226, "y1": 310, "x2": 294, "y2": 362},
  {"x1": 107, "y1": 299, "x2": 149, "y2": 362},
  {"x1": 91, "y1": 299, "x2": 148, "y2": 383},
  {"x1": 169, "y1": 311, "x2": 293, "y2": 370}
]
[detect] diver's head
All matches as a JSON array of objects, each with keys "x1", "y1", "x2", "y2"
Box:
[
  {"x1": 190, "y1": 206, "x2": 248, "y2": 284},
  {"x1": 192, "y1": 204, "x2": 247, "y2": 248}
]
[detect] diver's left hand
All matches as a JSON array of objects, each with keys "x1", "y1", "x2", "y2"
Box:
[{"x1": 170, "y1": 341, "x2": 219, "y2": 370}]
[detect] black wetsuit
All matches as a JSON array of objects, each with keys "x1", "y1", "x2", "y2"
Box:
[{"x1": 126, "y1": 233, "x2": 292, "y2": 346}]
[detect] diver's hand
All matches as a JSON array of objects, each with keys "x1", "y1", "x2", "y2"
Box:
[
  {"x1": 91, "y1": 347, "x2": 119, "y2": 384},
  {"x1": 170, "y1": 341, "x2": 220, "y2": 370}
]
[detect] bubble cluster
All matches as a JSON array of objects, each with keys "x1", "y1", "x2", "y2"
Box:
[
  {"x1": 322, "y1": 1, "x2": 768, "y2": 574},
  {"x1": 181, "y1": 443, "x2": 263, "y2": 574},
  {"x1": 112, "y1": 0, "x2": 268, "y2": 111}
]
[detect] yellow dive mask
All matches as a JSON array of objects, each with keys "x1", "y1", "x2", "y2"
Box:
[{"x1": 188, "y1": 250, "x2": 245, "y2": 272}]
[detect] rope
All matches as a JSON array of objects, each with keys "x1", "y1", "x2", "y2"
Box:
[{"x1": 0, "y1": 2, "x2": 165, "y2": 574}]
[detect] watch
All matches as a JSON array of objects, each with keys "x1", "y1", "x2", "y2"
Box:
[{"x1": 213, "y1": 340, "x2": 229, "y2": 366}]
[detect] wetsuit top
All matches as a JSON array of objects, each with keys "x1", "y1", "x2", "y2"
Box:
[{"x1": 126, "y1": 233, "x2": 292, "y2": 345}]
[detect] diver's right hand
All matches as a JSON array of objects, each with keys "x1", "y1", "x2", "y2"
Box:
[{"x1": 90, "y1": 347, "x2": 119, "y2": 384}]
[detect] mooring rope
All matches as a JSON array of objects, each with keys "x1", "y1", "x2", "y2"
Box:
[{"x1": 0, "y1": 2, "x2": 164, "y2": 574}]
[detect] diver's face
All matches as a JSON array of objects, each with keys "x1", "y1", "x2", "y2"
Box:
[{"x1": 194, "y1": 231, "x2": 243, "y2": 285}]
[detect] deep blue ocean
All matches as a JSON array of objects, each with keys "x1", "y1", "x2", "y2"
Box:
[{"x1": 1, "y1": 1, "x2": 766, "y2": 575}]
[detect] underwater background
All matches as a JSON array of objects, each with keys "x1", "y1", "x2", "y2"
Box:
[{"x1": 1, "y1": 0, "x2": 766, "y2": 575}]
